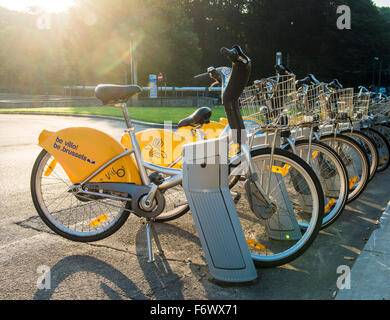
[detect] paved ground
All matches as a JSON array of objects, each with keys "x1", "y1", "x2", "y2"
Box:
[
  {"x1": 336, "y1": 201, "x2": 390, "y2": 300},
  {"x1": 0, "y1": 114, "x2": 389, "y2": 300}
]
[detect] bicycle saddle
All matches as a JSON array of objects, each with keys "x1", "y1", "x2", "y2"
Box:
[
  {"x1": 296, "y1": 76, "x2": 313, "y2": 87},
  {"x1": 95, "y1": 84, "x2": 142, "y2": 105},
  {"x1": 177, "y1": 107, "x2": 212, "y2": 128},
  {"x1": 328, "y1": 79, "x2": 343, "y2": 90},
  {"x1": 308, "y1": 74, "x2": 320, "y2": 85},
  {"x1": 274, "y1": 64, "x2": 293, "y2": 75}
]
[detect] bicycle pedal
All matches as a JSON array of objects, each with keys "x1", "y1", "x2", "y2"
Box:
[
  {"x1": 149, "y1": 172, "x2": 164, "y2": 185},
  {"x1": 232, "y1": 191, "x2": 241, "y2": 204}
]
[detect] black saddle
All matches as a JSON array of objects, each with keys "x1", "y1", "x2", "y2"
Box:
[
  {"x1": 274, "y1": 63, "x2": 293, "y2": 75},
  {"x1": 177, "y1": 107, "x2": 212, "y2": 128},
  {"x1": 296, "y1": 74, "x2": 320, "y2": 87},
  {"x1": 296, "y1": 76, "x2": 313, "y2": 88},
  {"x1": 95, "y1": 84, "x2": 142, "y2": 105},
  {"x1": 308, "y1": 74, "x2": 320, "y2": 85},
  {"x1": 328, "y1": 79, "x2": 343, "y2": 90}
]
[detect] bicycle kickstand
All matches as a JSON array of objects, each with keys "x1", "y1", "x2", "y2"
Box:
[{"x1": 145, "y1": 218, "x2": 164, "y2": 263}]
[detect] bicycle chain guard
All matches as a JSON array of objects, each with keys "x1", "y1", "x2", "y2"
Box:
[{"x1": 82, "y1": 182, "x2": 165, "y2": 219}]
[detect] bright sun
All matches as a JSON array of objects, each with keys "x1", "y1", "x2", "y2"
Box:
[{"x1": 0, "y1": 0, "x2": 75, "y2": 13}]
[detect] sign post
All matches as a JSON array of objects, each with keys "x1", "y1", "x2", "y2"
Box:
[
  {"x1": 149, "y1": 74, "x2": 157, "y2": 99},
  {"x1": 276, "y1": 52, "x2": 282, "y2": 65}
]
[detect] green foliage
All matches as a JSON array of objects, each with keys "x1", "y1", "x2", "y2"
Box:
[
  {"x1": 185, "y1": 0, "x2": 390, "y2": 87},
  {"x1": 0, "y1": 0, "x2": 201, "y2": 93},
  {"x1": 0, "y1": 0, "x2": 389, "y2": 93}
]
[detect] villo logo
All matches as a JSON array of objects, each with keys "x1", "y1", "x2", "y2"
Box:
[{"x1": 144, "y1": 138, "x2": 168, "y2": 159}]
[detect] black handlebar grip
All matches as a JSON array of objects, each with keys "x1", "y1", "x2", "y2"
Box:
[
  {"x1": 220, "y1": 47, "x2": 239, "y2": 62},
  {"x1": 220, "y1": 45, "x2": 250, "y2": 64}
]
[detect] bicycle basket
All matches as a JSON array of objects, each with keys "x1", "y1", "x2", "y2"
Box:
[
  {"x1": 325, "y1": 88, "x2": 354, "y2": 120},
  {"x1": 352, "y1": 92, "x2": 370, "y2": 119},
  {"x1": 296, "y1": 84, "x2": 328, "y2": 122},
  {"x1": 369, "y1": 97, "x2": 389, "y2": 116},
  {"x1": 239, "y1": 74, "x2": 297, "y2": 128}
]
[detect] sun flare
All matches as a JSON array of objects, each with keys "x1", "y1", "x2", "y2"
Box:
[{"x1": 0, "y1": 0, "x2": 75, "y2": 13}]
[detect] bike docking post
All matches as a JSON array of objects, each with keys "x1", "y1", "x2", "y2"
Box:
[{"x1": 182, "y1": 135, "x2": 258, "y2": 283}]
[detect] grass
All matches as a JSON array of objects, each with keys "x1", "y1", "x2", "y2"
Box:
[{"x1": 0, "y1": 106, "x2": 227, "y2": 124}]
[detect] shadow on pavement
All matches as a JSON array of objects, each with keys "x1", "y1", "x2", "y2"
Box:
[{"x1": 33, "y1": 255, "x2": 146, "y2": 300}]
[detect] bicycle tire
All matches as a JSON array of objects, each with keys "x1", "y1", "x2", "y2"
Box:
[
  {"x1": 31, "y1": 149, "x2": 132, "y2": 242},
  {"x1": 360, "y1": 127, "x2": 390, "y2": 172},
  {"x1": 340, "y1": 130, "x2": 378, "y2": 181},
  {"x1": 319, "y1": 134, "x2": 370, "y2": 203},
  {"x1": 232, "y1": 147, "x2": 324, "y2": 268},
  {"x1": 284, "y1": 140, "x2": 349, "y2": 229},
  {"x1": 154, "y1": 173, "x2": 240, "y2": 223}
]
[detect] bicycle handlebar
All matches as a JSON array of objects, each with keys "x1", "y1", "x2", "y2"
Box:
[
  {"x1": 193, "y1": 45, "x2": 251, "y2": 143},
  {"x1": 220, "y1": 45, "x2": 251, "y2": 143},
  {"x1": 220, "y1": 46, "x2": 250, "y2": 64}
]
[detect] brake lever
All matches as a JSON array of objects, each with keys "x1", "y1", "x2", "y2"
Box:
[
  {"x1": 193, "y1": 72, "x2": 209, "y2": 79},
  {"x1": 208, "y1": 81, "x2": 220, "y2": 91}
]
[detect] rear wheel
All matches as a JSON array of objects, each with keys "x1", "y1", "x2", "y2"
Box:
[
  {"x1": 153, "y1": 185, "x2": 189, "y2": 222},
  {"x1": 31, "y1": 149, "x2": 132, "y2": 242}
]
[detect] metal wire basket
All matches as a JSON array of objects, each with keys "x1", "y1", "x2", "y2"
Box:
[
  {"x1": 369, "y1": 96, "x2": 390, "y2": 116},
  {"x1": 352, "y1": 92, "x2": 370, "y2": 119},
  {"x1": 296, "y1": 84, "x2": 328, "y2": 122},
  {"x1": 324, "y1": 88, "x2": 354, "y2": 120},
  {"x1": 239, "y1": 74, "x2": 297, "y2": 129}
]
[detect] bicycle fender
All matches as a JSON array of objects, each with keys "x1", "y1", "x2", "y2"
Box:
[{"x1": 38, "y1": 127, "x2": 142, "y2": 184}]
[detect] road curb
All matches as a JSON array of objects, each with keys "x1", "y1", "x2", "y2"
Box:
[
  {"x1": 0, "y1": 111, "x2": 178, "y2": 129},
  {"x1": 335, "y1": 200, "x2": 390, "y2": 300}
]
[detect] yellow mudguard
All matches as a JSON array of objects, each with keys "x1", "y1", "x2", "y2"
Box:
[
  {"x1": 177, "y1": 121, "x2": 226, "y2": 143},
  {"x1": 39, "y1": 127, "x2": 142, "y2": 184},
  {"x1": 121, "y1": 129, "x2": 187, "y2": 169}
]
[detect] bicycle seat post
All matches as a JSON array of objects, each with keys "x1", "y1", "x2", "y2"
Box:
[{"x1": 118, "y1": 102, "x2": 133, "y2": 129}]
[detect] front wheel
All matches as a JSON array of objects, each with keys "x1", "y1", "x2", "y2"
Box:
[
  {"x1": 319, "y1": 134, "x2": 370, "y2": 203},
  {"x1": 361, "y1": 127, "x2": 390, "y2": 172},
  {"x1": 31, "y1": 149, "x2": 132, "y2": 242},
  {"x1": 231, "y1": 147, "x2": 324, "y2": 267},
  {"x1": 284, "y1": 140, "x2": 349, "y2": 229}
]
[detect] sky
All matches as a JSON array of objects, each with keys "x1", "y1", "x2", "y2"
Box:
[
  {"x1": 0, "y1": 0, "x2": 388, "y2": 13},
  {"x1": 373, "y1": 0, "x2": 390, "y2": 7},
  {"x1": 0, "y1": 0, "x2": 76, "y2": 13}
]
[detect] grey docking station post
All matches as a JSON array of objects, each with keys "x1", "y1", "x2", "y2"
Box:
[{"x1": 182, "y1": 137, "x2": 258, "y2": 283}]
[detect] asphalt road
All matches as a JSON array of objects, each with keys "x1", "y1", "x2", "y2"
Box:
[{"x1": 0, "y1": 114, "x2": 389, "y2": 300}]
